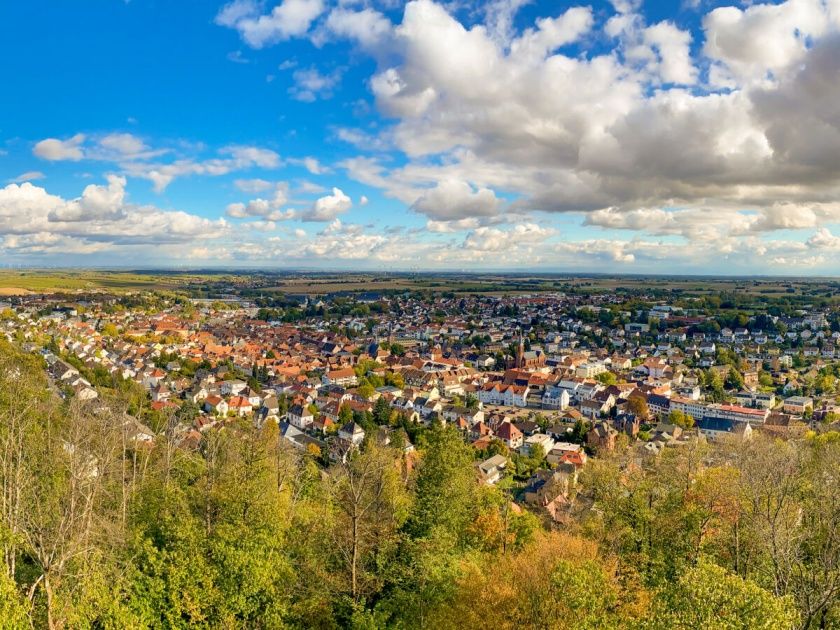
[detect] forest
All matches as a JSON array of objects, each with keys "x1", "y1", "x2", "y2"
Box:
[{"x1": 0, "y1": 340, "x2": 837, "y2": 629}]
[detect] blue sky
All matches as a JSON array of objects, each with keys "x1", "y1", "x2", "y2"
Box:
[{"x1": 1, "y1": 0, "x2": 840, "y2": 272}]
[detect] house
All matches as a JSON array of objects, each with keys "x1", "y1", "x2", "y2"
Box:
[
  {"x1": 541, "y1": 386, "x2": 570, "y2": 410},
  {"x1": 576, "y1": 362, "x2": 607, "y2": 378},
  {"x1": 586, "y1": 421, "x2": 618, "y2": 453},
  {"x1": 287, "y1": 403, "x2": 315, "y2": 429},
  {"x1": 142, "y1": 368, "x2": 166, "y2": 389},
  {"x1": 227, "y1": 395, "x2": 253, "y2": 417},
  {"x1": 522, "y1": 433, "x2": 554, "y2": 458},
  {"x1": 279, "y1": 422, "x2": 326, "y2": 452},
  {"x1": 323, "y1": 367, "x2": 358, "y2": 387},
  {"x1": 580, "y1": 397, "x2": 611, "y2": 418},
  {"x1": 522, "y1": 465, "x2": 578, "y2": 522},
  {"x1": 495, "y1": 421, "x2": 524, "y2": 449},
  {"x1": 338, "y1": 421, "x2": 366, "y2": 446},
  {"x1": 48, "y1": 359, "x2": 79, "y2": 382},
  {"x1": 546, "y1": 442, "x2": 583, "y2": 466},
  {"x1": 204, "y1": 395, "x2": 229, "y2": 416},
  {"x1": 256, "y1": 397, "x2": 281, "y2": 427},
  {"x1": 150, "y1": 384, "x2": 171, "y2": 403},
  {"x1": 557, "y1": 450, "x2": 588, "y2": 469},
  {"x1": 478, "y1": 382, "x2": 529, "y2": 407},
  {"x1": 614, "y1": 413, "x2": 641, "y2": 438},
  {"x1": 442, "y1": 405, "x2": 484, "y2": 425},
  {"x1": 189, "y1": 384, "x2": 209, "y2": 404},
  {"x1": 417, "y1": 397, "x2": 443, "y2": 420},
  {"x1": 477, "y1": 454, "x2": 507, "y2": 485},
  {"x1": 783, "y1": 396, "x2": 813, "y2": 414},
  {"x1": 220, "y1": 379, "x2": 247, "y2": 396},
  {"x1": 470, "y1": 421, "x2": 492, "y2": 441},
  {"x1": 636, "y1": 357, "x2": 672, "y2": 379}
]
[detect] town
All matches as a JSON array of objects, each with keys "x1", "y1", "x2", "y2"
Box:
[{"x1": 1, "y1": 279, "x2": 836, "y2": 522}]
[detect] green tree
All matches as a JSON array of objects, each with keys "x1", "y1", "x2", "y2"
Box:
[
  {"x1": 726, "y1": 368, "x2": 745, "y2": 391},
  {"x1": 373, "y1": 396, "x2": 391, "y2": 425},
  {"x1": 645, "y1": 561, "x2": 798, "y2": 630},
  {"x1": 668, "y1": 409, "x2": 695, "y2": 429},
  {"x1": 356, "y1": 383, "x2": 375, "y2": 400},
  {"x1": 408, "y1": 424, "x2": 478, "y2": 541},
  {"x1": 597, "y1": 371, "x2": 618, "y2": 386},
  {"x1": 339, "y1": 404, "x2": 354, "y2": 425}
]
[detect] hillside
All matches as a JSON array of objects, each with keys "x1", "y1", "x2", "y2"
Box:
[{"x1": 0, "y1": 339, "x2": 834, "y2": 627}]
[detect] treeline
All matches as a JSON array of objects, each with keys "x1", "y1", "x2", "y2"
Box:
[{"x1": 0, "y1": 341, "x2": 835, "y2": 628}]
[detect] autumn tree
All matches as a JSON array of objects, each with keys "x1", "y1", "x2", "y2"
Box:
[{"x1": 328, "y1": 443, "x2": 409, "y2": 606}]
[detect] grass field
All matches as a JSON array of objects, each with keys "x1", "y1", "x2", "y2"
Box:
[
  {"x1": 1, "y1": 269, "x2": 838, "y2": 300},
  {"x1": 0, "y1": 270, "x2": 211, "y2": 293}
]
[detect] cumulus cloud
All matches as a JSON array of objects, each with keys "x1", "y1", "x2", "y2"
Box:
[
  {"x1": 19, "y1": 0, "x2": 840, "y2": 271},
  {"x1": 426, "y1": 217, "x2": 482, "y2": 233},
  {"x1": 226, "y1": 182, "x2": 294, "y2": 220},
  {"x1": 318, "y1": 7, "x2": 393, "y2": 50},
  {"x1": 411, "y1": 180, "x2": 501, "y2": 220},
  {"x1": 33, "y1": 133, "x2": 161, "y2": 163},
  {"x1": 215, "y1": 0, "x2": 324, "y2": 48},
  {"x1": 209, "y1": 0, "x2": 840, "y2": 263},
  {"x1": 49, "y1": 175, "x2": 128, "y2": 222},
  {"x1": 34, "y1": 134, "x2": 86, "y2": 161},
  {"x1": 509, "y1": 7, "x2": 594, "y2": 60},
  {"x1": 703, "y1": 0, "x2": 830, "y2": 86},
  {"x1": 323, "y1": 0, "x2": 840, "y2": 251},
  {"x1": 808, "y1": 227, "x2": 840, "y2": 250},
  {"x1": 462, "y1": 223, "x2": 554, "y2": 254},
  {"x1": 0, "y1": 179, "x2": 228, "y2": 260},
  {"x1": 301, "y1": 187, "x2": 352, "y2": 221}
]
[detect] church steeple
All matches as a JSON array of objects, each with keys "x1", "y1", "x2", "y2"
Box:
[{"x1": 516, "y1": 329, "x2": 525, "y2": 369}]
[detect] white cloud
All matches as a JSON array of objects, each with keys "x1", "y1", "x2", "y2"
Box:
[
  {"x1": 98, "y1": 133, "x2": 148, "y2": 156},
  {"x1": 9, "y1": 171, "x2": 45, "y2": 183},
  {"x1": 510, "y1": 7, "x2": 594, "y2": 61},
  {"x1": 808, "y1": 227, "x2": 840, "y2": 250},
  {"x1": 216, "y1": 0, "x2": 325, "y2": 48},
  {"x1": 33, "y1": 134, "x2": 86, "y2": 161},
  {"x1": 703, "y1": 0, "x2": 830, "y2": 86},
  {"x1": 288, "y1": 67, "x2": 341, "y2": 101},
  {"x1": 301, "y1": 187, "x2": 352, "y2": 221},
  {"x1": 295, "y1": 179, "x2": 327, "y2": 194},
  {"x1": 234, "y1": 178, "x2": 275, "y2": 193},
  {"x1": 49, "y1": 175, "x2": 127, "y2": 222},
  {"x1": 426, "y1": 217, "x2": 481, "y2": 232},
  {"x1": 226, "y1": 182, "x2": 294, "y2": 220},
  {"x1": 411, "y1": 179, "x2": 501, "y2": 220},
  {"x1": 33, "y1": 132, "x2": 165, "y2": 164},
  {"x1": 227, "y1": 50, "x2": 250, "y2": 64},
  {"x1": 0, "y1": 178, "x2": 228, "y2": 259},
  {"x1": 318, "y1": 7, "x2": 393, "y2": 50},
  {"x1": 462, "y1": 222, "x2": 554, "y2": 254},
  {"x1": 123, "y1": 145, "x2": 281, "y2": 191},
  {"x1": 330, "y1": 0, "x2": 840, "y2": 255},
  {"x1": 288, "y1": 156, "x2": 330, "y2": 174}
]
